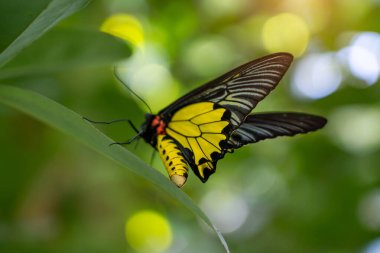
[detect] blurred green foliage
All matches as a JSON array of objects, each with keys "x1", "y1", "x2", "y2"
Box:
[{"x1": 1, "y1": 0, "x2": 380, "y2": 253}]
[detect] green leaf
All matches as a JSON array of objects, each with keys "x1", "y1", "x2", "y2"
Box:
[
  {"x1": 0, "y1": 29, "x2": 131, "y2": 79},
  {"x1": 0, "y1": 85, "x2": 230, "y2": 253},
  {"x1": 0, "y1": 0, "x2": 91, "y2": 68}
]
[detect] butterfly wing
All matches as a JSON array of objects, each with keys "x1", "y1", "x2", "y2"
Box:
[
  {"x1": 228, "y1": 113, "x2": 327, "y2": 149},
  {"x1": 165, "y1": 102, "x2": 232, "y2": 182},
  {"x1": 159, "y1": 53, "x2": 295, "y2": 182},
  {"x1": 160, "y1": 52, "x2": 294, "y2": 127}
]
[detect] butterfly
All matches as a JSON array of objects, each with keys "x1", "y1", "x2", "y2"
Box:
[{"x1": 114, "y1": 52, "x2": 327, "y2": 187}]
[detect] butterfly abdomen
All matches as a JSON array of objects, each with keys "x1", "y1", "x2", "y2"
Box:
[{"x1": 156, "y1": 135, "x2": 189, "y2": 188}]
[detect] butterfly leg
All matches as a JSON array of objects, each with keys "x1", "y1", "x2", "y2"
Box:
[
  {"x1": 109, "y1": 131, "x2": 143, "y2": 146},
  {"x1": 149, "y1": 149, "x2": 156, "y2": 166},
  {"x1": 133, "y1": 138, "x2": 140, "y2": 150}
]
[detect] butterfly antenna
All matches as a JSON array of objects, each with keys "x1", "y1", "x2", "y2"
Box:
[
  {"x1": 83, "y1": 116, "x2": 139, "y2": 134},
  {"x1": 114, "y1": 66, "x2": 153, "y2": 114}
]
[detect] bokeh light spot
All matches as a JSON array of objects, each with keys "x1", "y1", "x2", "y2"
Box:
[
  {"x1": 364, "y1": 238, "x2": 380, "y2": 253},
  {"x1": 125, "y1": 210, "x2": 172, "y2": 253},
  {"x1": 200, "y1": 0, "x2": 249, "y2": 18},
  {"x1": 359, "y1": 189, "x2": 380, "y2": 231},
  {"x1": 292, "y1": 53, "x2": 342, "y2": 99},
  {"x1": 101, "y1": 13, "x2": 144, "y2": 47},
  {"x1": 117, "y1": 45, "x2": 180, "y2": 110},
  {"x1": 352, "y1": 32, "x2": 380, "y2": 56},
  {"x1": 262, "y1": 13, "x2": 309, "y2": 57},
  {"x1": 329, "y1": 106, "x2": 380, "y2": 154},
  {"x1": 280, "y1": 0, "x2": 331, "y2": 33},
  {"x1": 348, "y1": 47, "x2": 379, "y2": 85},
  {"x1": 184, "y1": 36, "x2": 236, "y2": 77},
  {"x1": 338, "y1": 32, "x2": 380, "y2": 86},
  {"x1": 200, "y1": 190, "x2": 249, "y2": 233}
]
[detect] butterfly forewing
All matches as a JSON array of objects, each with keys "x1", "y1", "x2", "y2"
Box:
[{"x1": 160, "y1": 52, "x2": 293, "y2": 128}]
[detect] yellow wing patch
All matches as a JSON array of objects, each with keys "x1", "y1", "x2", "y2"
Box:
[
  {"x1": 165, "y1": 102, "x2": 231, "y2": 181},
  {"x1": 200, "y1": 121, "x2": 230, "y2": 133},
  {"x1": 191, "y1": 108, "x2": 227, "y2": 124},
  {"x1": 168, "y1": 121, "x2": 201, "y2": 137},
  {"x1": 171, "y1": 102, "x2": 214, "y2": 121}
]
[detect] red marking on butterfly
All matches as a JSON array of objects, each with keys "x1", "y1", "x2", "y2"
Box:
[{"x1": 151, "y1": 115, "x2": 166, "y2": 135}]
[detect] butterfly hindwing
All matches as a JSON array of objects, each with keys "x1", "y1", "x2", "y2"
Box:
[
  {"x1": 227, "y1": 113, "x2": 327, "y2": 149},
  {"x1": 165, "y1": 102, "x2": 232, "y2": 181}
]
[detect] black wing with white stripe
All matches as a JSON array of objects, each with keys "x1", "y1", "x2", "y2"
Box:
[
  {"x1": 159, "y1": 53, "x2": 293, "y2": 128},
  {"x1": 227, "y1": 112, "x2": 327, "y2": 148}
]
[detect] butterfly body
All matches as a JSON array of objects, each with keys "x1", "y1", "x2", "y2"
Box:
[
  {"x1": 156, "y1": 135, "x2": 189, "y2": 187},
  {"x1": 135, "y1": 53, "x2": 327, "y2": 187},
  {"x1": 141, "y1": 114, "x2": 167, "y2": 146}
]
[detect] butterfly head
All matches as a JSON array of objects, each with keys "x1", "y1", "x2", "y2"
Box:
[{"x1": 141, "y1": 114, "x2": 167, "y2": 146}]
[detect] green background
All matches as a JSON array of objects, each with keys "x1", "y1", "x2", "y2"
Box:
[{"x1": 1, "y1": 0, "x2": 380, "y2": 252}]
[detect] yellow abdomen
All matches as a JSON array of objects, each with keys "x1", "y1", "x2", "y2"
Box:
[{"x1": 156, "y1": 135, "x2": 189, "y2": 188}]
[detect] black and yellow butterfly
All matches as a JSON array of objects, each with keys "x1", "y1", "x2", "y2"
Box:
[{"x1": 118, "y1": 52, "x2": 326, "y2": 187}]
